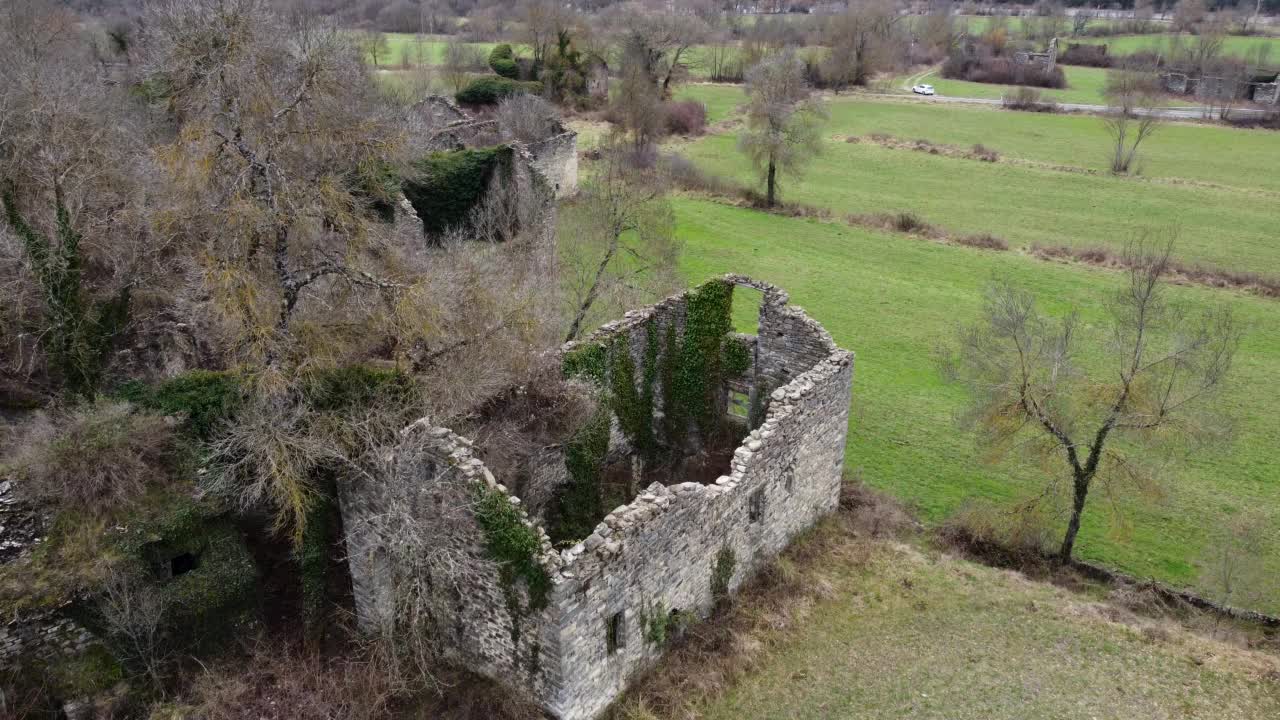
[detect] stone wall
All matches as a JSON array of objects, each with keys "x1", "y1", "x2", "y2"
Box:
[
  {"x1": 545, "y1": 350, "x2": 851, "y2": 720},
  {"x1": 340, "y1": 276, "x2": 854, "y2": 720},
  {"x1": 338, "y1": 421, "x2": 567, "y2": 703},
  {"x1": 526, "y1": 130, "x2": 579, "y2": 199},
  {"x1": 0, "y1": 607, "x2": 94, "y2": 669}
]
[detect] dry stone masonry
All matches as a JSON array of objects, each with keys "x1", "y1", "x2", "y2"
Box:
[{"x1": 340, "y1": 276, "x2": 854, "y2": 720}]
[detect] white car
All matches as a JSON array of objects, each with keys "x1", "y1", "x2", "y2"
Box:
[{"x1": 912, "y1": 83, "x2": 936, "y2": 96}]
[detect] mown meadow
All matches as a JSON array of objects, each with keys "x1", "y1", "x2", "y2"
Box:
[{"x1": 667, "y1": 88, "x2": 1280, "y2": 608}]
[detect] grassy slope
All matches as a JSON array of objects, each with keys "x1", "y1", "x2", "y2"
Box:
[
  {"x1": 368, "y1": 33, "x2": 508, "y2": 67},
  {"x1": 674, "y1": 198, "x2": 1280, "y2": 608},
  {"x1": 697, "y1": 541, "x2": 1280, "y2": 720},
  {"x1": 675, "y1": 84, "x2": 745, "y2": 124}
]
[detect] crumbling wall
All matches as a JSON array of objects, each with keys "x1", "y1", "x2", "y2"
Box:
[
  {"x1": 526, "y1": 130, "x2": 579, "y2": 199},
  {"x1": 542, "y1": 278, "x2": 852, "y2": 720},
  {"x1": 338, "y1": 421, "x2": 566, "y2": 701},
  {"x1": 0, "y1": 608, "x2": 94, "y2": 668},
  {"x1": 341, "y1": 276, "x2": 854, "y2": 720}
]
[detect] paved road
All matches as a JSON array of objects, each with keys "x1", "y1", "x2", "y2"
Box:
[{"x1": 890, "y1": 67, "x2": 1271, "y2": 121}]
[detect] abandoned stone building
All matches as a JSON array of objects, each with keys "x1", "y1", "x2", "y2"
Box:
[
  {"x1": 340, "y1": 276, "x2": 855, "y2": 720},
  {"x1": 1160, "y1": 67, "x2": 1280, "y2": 106}
]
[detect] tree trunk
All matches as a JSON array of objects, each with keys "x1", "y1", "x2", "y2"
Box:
[
  {"x1": 766, "y1": 160, "x2": 777, "y2": 207},
  {"x1": 1058, "y1": 473, "x2": 1091, "y2": 562},
  {"x1": 565, "y1": 237, "x2": 619, "y2": 343}
]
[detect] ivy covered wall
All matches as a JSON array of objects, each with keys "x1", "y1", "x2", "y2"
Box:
[{"x1": 548, "y1": 279, "x2": 746, "y2": 545}]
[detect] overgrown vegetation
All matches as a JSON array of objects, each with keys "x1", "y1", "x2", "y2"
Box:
[
  {"x1": 402, "y1": 147, "x2": 513, "y2": 236},
  {"x1": 455, "y1": 76, "x2": 543, "y2": 105},
  {"x1": 474, "y1": 485, "x2": 551, "y2": 611},
  {"x1": 4, "y1": 399, "x2": 178, "y2": 516}
]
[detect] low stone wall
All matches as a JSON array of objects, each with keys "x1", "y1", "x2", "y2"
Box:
[
  {"x1": 338, "y1": 420, "x2": 567, "y2": 702},
  {"x1": 0, "y1": 607, "x2": 95, "y2": 669}
]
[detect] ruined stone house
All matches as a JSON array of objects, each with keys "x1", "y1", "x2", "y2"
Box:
[
  {"x1": 1160, "y1": 67, "x2": 1280, "y2": 106},
  {"x1": 340, "y1": 276, "x2": 854, "y2": 720}
]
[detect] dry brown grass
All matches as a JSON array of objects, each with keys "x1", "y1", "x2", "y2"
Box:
[
  {"x1": 608, "y1": 477, "x2": 915, "y2": 720},
  {"x1": 1031, "y1": 243, "x2": 1280, "y2": 298},
  {"x1": 157, "y1": 640, "x2": 545, "y2": 720},
  {"x1": 4, "y1": 399, "x2": 177, "y2": 516}
]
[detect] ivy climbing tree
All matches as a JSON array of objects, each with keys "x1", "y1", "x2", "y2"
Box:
[{"x1": 2, "y1": 186, "x2": 128, "y2": 396}]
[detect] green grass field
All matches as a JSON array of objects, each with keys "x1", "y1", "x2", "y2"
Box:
[
  {"x1": 674, "y1": 198, "x2": 1280, "y2": 609},
  {"x1": 659, "y1": 86, "x2": 1280, "y2": 608},
  {"x1": 679, "y1": 114, "x2": 1279, "y2": 271},
  {"x1": 689, "y1": 542, "x2": 1280, "y2": 719},
  {"x1": 364, "y1": 32, "x2": 507, "y2": 67},
  {"x1": 914, "y1": 65, "x2": 1119, "y2": 106},
  {"x1": 1073, "y1": 32, "x2": 1280, "y2": 59}
]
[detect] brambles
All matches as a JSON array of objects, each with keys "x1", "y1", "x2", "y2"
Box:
[{"x1": 6, "y1": 400, "x2": 176, "y2": 516}]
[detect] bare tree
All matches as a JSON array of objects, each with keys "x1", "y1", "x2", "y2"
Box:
[
  {"x1": 496, "y1": 93, "x2": 560, "y2": 144},
  {"x1": 939, "y1": 237, "x2": 1240, "y2": 563},
  {"x1": 821, "y1": 0, "x2": 901, "y2": 92},
  {"x1": 360, "y1": 29, "x2": 389, "y2": 68},
  {"x1": 1171, "y1": 0, "x2": 1208, "y2": 32},
  {"x1": 522, "y1": 0, "x2": 569, "y2": 68},
  {"x1": 1071, "y1": 7, "x2": 1095, "y2": 36},
  {"x1": 99, "y1": 570, "x2": 172, "y2": 694},
  {"x1": 562, "y1": 141, "x2": 680, "y2": 343},
  {"x1": 0, "y1": 0, "x2": 149, "y2": 394},
  {"x1": 1103, "y1": 64, "x2": 1163, "y2": 174},
  {"x1": 738, "y1": 50, "x2": 828, "y2": 208},
  {"x1": 142, "y1": 0, "x2": 410, "y2": 372},
  {"x1": 1238, "y1": 0, "x2": 1265, "y2": 35},
  {"x1": 612, "y1": 42, "x2": 666, "y2": 152},
  {"x1": 442, "y1": 37, "x2": 481, "y2": 93}
]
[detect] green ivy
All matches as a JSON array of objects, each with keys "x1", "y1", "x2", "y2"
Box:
[
  {"x1": 474, "y1": 486, "x2": 551, "y2": 611},
  {"x1": 550, "y1": 280, "x2": 736, "y2": 543},
  {"x1": 109, "y1": 496, "x2": 258, "y2": 653},
  {"x1": 50, "y1": 644, "x2": 123, "y2": 698},
  {"x1": 562, "y1": 342, "x2": 607, "y2": 385},
  {"x1": 402, "y1": 146, "x2": 513, "y2": 236},
  {"x1": 347, "y1": 160, "x2": 401, "y2": 224},
  {"x1": 119, "y1": 370, "x2": 243, "y2": 441},
  {"x1": 298, "y1": 487, "x2": 336, "y2": 641},
  {"x1": 724, "y1": 335, "x2": 753, "y2": 379},
  {"x1": 610, "y1": 338, "x2": 655, "y2": 457},
  {"x1": 3, "y1": 188, "x2": 130, "y2": 397},
  {"x1": 455, "y1": 76, "x2": 543, "y2": 106},
  {"x1": 302, "y1": 365, "x2": 411, "y2": 412},
  {"x1": 547, "y1": 407, "x2": 610, "y2": 545},
  {"x1": 680, "y1": 280, "x2": 733, "y2": 435},
  {"x1": 711, "y1": 544, "x2": 737, "y2": 602},
  {"x1": 658, "y1": 320, "x2": 687, "y2": 451},
  {"x1": 488, "y1": 43, "x2": 520, "y2": 79}
]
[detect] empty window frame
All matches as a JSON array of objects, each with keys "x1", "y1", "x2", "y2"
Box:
[
  {"x1": 748, "y1": 488, "x2": 765, "y2": 523},
  {"x1": 606, "y1": 611, "x2": 624, "y2": 655}
]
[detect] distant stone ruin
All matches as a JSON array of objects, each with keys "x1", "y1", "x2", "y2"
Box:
[
  {"x1": 1160, "y1": 68, "x2": 1280, "y2": 106},
  {"x1": 340, "y1": 276, "x2": 854, "y2": 720}
]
